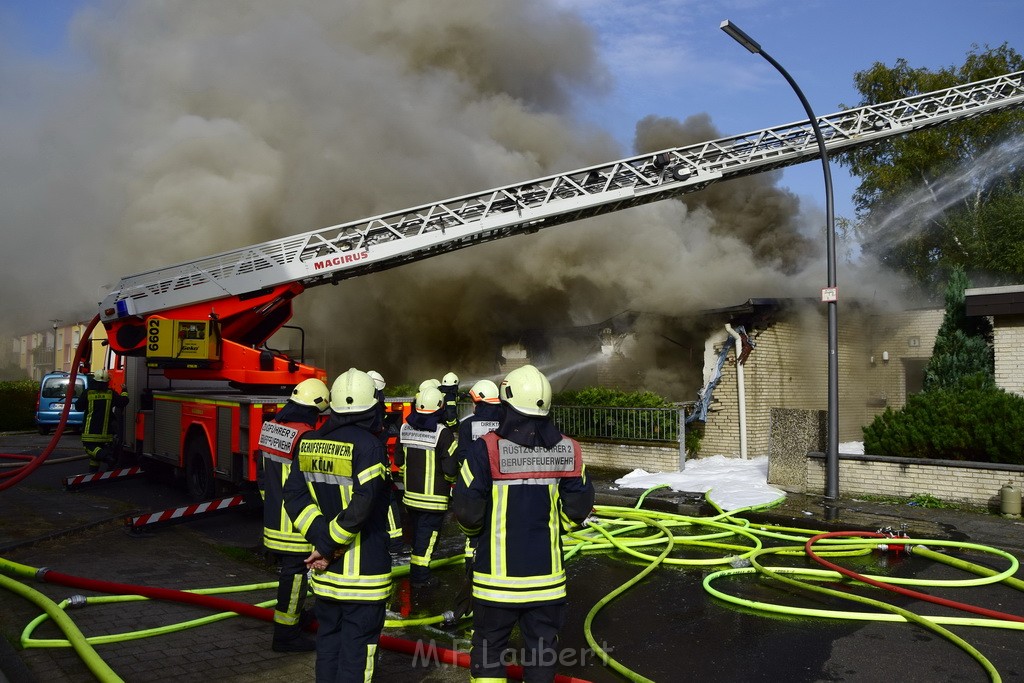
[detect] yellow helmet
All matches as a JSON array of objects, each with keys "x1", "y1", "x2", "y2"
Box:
[
  {"x1": 367, "y1": 370, "x2": 386, "y2": 392},
  {"x1": 415, "y1": 386, "x2": 445, "y2": 414},
  {"x1": 499, "y1": 364, "x2": 551, "y2": 416},
  {"x1": 441, "y1": 371, "x2": 459, "y2": 387},
  {"x1": 329, "y1": 368, "x2": 378, "y2": 413},
  {"x1": 419, "y1": 378, "x2": 441, "y2": 392},
  {"x1": 291, "y1": 378, "x2": 330, "y2": 409},
  {"x1": 469, "y1": 379, "x2": 500, "y2": 404}
]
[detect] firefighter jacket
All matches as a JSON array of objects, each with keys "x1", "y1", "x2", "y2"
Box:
[
  {"x1": 395, "y1": 410, "x2": 458, "y2": 512},
  {"x1": 453, "y1": 410, "x2": 595, "y2": 607},
  {"x1": 439, "y1": 384, "x2": 459, "y2": 429},
  {"x1": 77, "y1": 383, "x2": 128, "y2": 445},
  {"x1": 257, "y1": 402, "x2": 319, "y2": 555},
  {"x1": 283, "y1": 409, "x2": 392, "y2": 604},
  {"x1": 454, "y1": 402, "x2": 503, "y2": 467}
]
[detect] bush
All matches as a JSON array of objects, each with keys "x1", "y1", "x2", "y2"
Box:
[
  {"x1": 863, "y1": 380, "x2": 1024, "y2": 464},
  {"x1": 0, "y1": 380, "x2": 39, "y2": 432},
  {"x1": 552, "y1": 387, "x2": 673, "y2": 409}
]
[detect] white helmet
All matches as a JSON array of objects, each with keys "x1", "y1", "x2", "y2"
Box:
[
  {"x1": 367, "y1": 370, "x2": 386, "y2": 392},
  {"x1": 415, "y1": 386, "x2": 445, "y2": 414},
  {"x1": 329, "y1": 368, "x2": 378, "y2": 413},
  {"x1": 441, "y1": 371, "x2": 459, "y2": 387},
  {"x1": 499, "y1": 364, "x2": 552, "y2": 416},
  {"x1": 469, "y1": 379, "x2": 500, "y2": 404},
  {"x1": 93, "y1": 369, "x2": 110, "y2": 383},
  {"x1": 291, "y1": 378, "x2": 330, "y2": 409},
  {"x1": 419, "y1": 378, "x2": 441, "y2": 392}
]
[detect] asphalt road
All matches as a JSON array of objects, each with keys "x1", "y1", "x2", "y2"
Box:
[{"x1": 3, "y1": 431, "x2": 1024, "y2": 682}]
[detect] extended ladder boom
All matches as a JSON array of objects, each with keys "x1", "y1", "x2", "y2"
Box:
[{"x1": 100, "y1": 69, "x2": 1024, "y2": 323}]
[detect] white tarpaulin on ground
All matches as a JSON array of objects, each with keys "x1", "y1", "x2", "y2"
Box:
[{"x1": 612, "y1": 444, "x2": 864, "y2": 511}]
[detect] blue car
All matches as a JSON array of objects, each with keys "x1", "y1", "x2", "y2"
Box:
[{"x1": 35, "y1": 372, "x2": 88, "y2": 435}]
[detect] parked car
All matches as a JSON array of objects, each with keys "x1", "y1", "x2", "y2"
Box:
[{"x1": 35, "y1": 371, "x2": 89, "y2": 435}]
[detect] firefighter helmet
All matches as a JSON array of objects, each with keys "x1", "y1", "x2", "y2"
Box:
[
  {"x1": 291, "y1": 378, "x2": 330, "y2": 409},
  {"x1": 415, "y1": 386, "x2": 445, "y2": 414},
  {"x1": 419, "y1": 378, "x2": 441, "y2": 392},
  {"x1": 92, "y1": 370, "x2": 110, "y2": 383},
  {"x1": 367, "y1": 370, "x2": 386, "y2": 392},
  {"x1": 469, "y1": 379, "x2": 500, "y2": 404},
  {"x1": 499, "y1": 364, "x2": 551, "y2": 416},
  {"x1": 441, "y1": 371, "x2": 459, "y2": 387},
  {"x1": 329, "y1": 368, "x2": 378, "y2": 413}
]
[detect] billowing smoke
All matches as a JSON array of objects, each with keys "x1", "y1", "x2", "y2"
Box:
[{"x1": 0, "y1": 0, "x2": 904, "y2": 397}]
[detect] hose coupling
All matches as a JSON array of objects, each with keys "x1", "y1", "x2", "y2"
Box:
[
  {"x1": 34, "y1": 567, "x2": 50, "y2": 581},
  {"x1": 441, "y1": 610, "x2": 456, "y2": 626},
  {"x1": 67, "y1": 594, "x2": 88, "y2": 609}
]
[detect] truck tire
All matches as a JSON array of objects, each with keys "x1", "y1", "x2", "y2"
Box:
[{"x1": 185, "y1": 440, "x2": 216, "y2": 500}]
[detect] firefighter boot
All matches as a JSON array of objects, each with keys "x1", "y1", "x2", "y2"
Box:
[
  {"x1": 272, "y1": 624, "x2": 315, "y2": 653},
  {"x1": 86, "y1": 446, "x2": 102, "y2": 473}
]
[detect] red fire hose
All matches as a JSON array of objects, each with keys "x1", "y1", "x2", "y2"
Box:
[{"x1": 22, "y1": 562, "x2": 591, "y2": 682}]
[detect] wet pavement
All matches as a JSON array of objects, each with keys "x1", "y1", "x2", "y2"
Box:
[{"x1": 3, "y1": 431, "x2": 1024, "y2": 682}]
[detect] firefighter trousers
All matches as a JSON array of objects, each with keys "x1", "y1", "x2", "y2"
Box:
[
  {"x1": 407, "y1": 508, "x2": 445, "y2": 584},
  {"x1": 273, "y1": 553, "x2": 310, "y2": 638},
  {"x1": 470, "y1": 601, "x2": 566, "y2": 683},
  {"x1": 314, "y1": 599, "x2": 386, "y2": 683}
]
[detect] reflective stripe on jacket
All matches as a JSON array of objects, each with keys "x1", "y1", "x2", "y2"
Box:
[
  {"x1": 259, "y1": 419, "x2": 315, "y2": 555},
  {"x1": 283, "y1": 421, "x2": 392, "y2": 603},
  {"x1": 81, "y1": 389, "x2": 115, "y2": 444},
  {"x1": 396, "y1": 422, "x2": 457, "y2": 512},
  {"x1": 454, "y1": 430, "x2": 593, "y2": 606}
]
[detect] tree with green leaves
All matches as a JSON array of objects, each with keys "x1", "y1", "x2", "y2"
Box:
[
  {"x1": 923, "y1": 265, "x2": 993, "y2": 391},
  {"x1": 838, "y1": 44, "x2": 1024, "y2": 292}
]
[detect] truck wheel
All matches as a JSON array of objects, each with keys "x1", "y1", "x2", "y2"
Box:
[{"x1": 185, "y1": 440, "x2": 216, "y2": 500}]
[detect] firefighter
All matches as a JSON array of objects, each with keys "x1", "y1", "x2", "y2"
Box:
[
  {"x1": 454, "y1": 379, "x2": 502, "y2": 464},
  {"x1": 257, "y1": 377, "x2": 329, "y2": 653},
  {"x1": 394, "y1": 384, "x2": 458, "y2": 588},
  {"x1": 76, "y1": 370, "x2": 128, "y2": 473},
  {"x1": 453, "y1": 364, "x2": 595, "y2": 683},
  {"x1": 439, "y1": 371, "x2": 460, "y2": 429},
  {"x1": 453, "y1": 379, "x2": 502, "y2": 569},
  {"x1": 367, "y1": 370, "x2": 406, "y2": 556},
  {"x1": 284, "y1": 368, "x2": 392, "y2": 681}
]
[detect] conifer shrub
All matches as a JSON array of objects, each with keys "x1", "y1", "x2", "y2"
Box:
[{"x1": 863, "y1": 377, "x2": 1024, "y2": 464}]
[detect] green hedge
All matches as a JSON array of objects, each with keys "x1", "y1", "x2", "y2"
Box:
[
  {"x1": 0, "y1": 380, "x2": 39, "y2": 432},
  {"x1": 552, "y1": 387, "x2": 673, "y2": 409},
  {"x1": 863, "y1": 382, "x2": 1024, "y2": 464}
]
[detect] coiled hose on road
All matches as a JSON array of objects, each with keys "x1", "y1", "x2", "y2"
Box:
[
  {"x1": 4, "y1": 483, "x2": 1024, "y2": 682},
  {"x1": 0, "y1": 553, "x2": 590, "y2": 683}
]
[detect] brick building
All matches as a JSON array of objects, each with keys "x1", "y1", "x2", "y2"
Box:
[{"x1": 697, "y1": 300, "x2": 945, "y2": 457}]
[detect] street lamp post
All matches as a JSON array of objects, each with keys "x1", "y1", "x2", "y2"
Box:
[
  {"x1": 51, "y1": 319, "x2": 62, "y2": 372},
  {"x1": 720, "y1": 19, "x2": 839, "y2": 499}
]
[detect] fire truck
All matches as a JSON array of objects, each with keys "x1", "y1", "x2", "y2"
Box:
[{"x1": 93, "y1": 70, "x2": 1024, "y2": 500}]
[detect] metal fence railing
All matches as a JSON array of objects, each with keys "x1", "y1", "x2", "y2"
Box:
[
  {"x1": 458, "y1": 402, "x2": 688, "y2": 444},
  {"x1": 550, "y1": 404, "x2": 684, "y2": 444}
]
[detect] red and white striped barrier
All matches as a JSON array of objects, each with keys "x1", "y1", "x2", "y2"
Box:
[
  {"x1": 63, "y1": 467, "x2": 144, "y2": 490},
  {"x1": 125, "y1": 495, "x2": 248, "y2": 530}
]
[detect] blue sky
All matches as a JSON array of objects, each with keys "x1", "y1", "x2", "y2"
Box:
[
  {"x1": 556, "y1": 0, "x2": 1023, "y2": 220},
  {"x1": 2, "y1": 0, "x2": 1020, "y2": 222}
]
